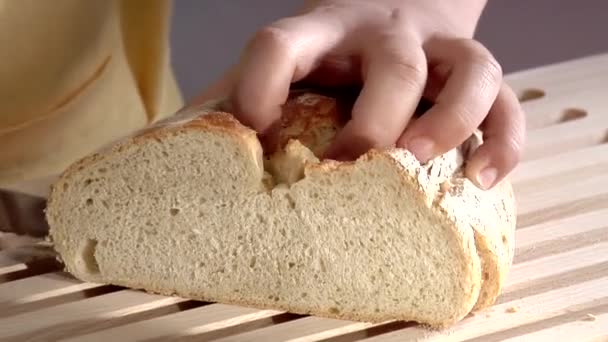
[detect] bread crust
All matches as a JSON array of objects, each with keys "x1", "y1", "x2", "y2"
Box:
[{"x1": 46, "y1": 92, "x2": 517, "y2": 327}]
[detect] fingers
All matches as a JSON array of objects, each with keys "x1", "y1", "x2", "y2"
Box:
[
  {"x1": 324, "y1": 33, "x2": 427, "y2": 160},
  {"x1": 231, "y1": 11, "x2": 346, "y2": 134},
  {"x1": 397, "y1": 37, "x2": 503, "y2": 163},
  {"x1": 466, "y1": 83, "x2": 526, "y2": 189},
  {"x1": 214, "y1": 11, "x2": 521, "y2": 190}
]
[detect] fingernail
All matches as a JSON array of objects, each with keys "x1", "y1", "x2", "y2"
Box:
[
  {"x1": 408, "y1": 137, "x2": 435, "y2": 162},
  {"x1": 477, "y1": 167, "x2": 497, "y2": 190}
]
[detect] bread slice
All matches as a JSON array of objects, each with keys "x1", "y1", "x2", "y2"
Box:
[{"x1": 45, "y1": 92, "x2": 516, "y2": 327}]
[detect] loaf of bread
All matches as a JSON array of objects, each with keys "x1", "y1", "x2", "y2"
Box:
[{"x1": 45, "y1": 92, "x2": 516, "y2": 328}]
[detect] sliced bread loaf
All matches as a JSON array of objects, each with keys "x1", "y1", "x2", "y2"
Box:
[{"x1": 45, "y1": 92, "x2": 517, "y2": 327}]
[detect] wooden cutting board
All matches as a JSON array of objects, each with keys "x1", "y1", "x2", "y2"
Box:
[{"x1": 1, "y1": 53, "x2": 608, "y2": 342}]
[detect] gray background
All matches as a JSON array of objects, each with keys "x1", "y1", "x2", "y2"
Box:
[{"x1": 169, "y1": 0, "x2": 607, "y2": 101}]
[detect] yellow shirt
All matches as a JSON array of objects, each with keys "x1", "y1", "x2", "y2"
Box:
[{"x1": 0, "y1": 0, "x2": 183, "y2": 196}]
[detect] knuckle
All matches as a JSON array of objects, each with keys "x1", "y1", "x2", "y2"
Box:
[
  {"x1": 461, "y1": 40, "x2": 503, "y2": 83},
  {"x1": 391, "y1": 57, "x2": 427, "y2": 86},
  {"x1": 377, "y1": 36, "x2": 427, "y2": 87},
  {"x1": 497, "y1": 141, "x2": 522, "y2": 172},
  {"x1": 504, "y1": 132, "x2": 524, "y2": 166},
  {"x1": 482, "y1": 58, "x2": 503, "y2": 85},
  {"x1": 501, "y1": 110, "x2": 526, "y2": 166},
  {"x1": 250, "y1": 25, "x2": 296, "y2": 58},
  {"x1": 487, "y1": 131, "x2": 524, "y2": 172}
]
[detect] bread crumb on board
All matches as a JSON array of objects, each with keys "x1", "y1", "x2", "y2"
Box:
[
  {"x1": 581, "y1": 313, "x2": 597, "y2": 322},
  {"x1": 505, "y1": 306, "x2": 519, "y2": 313}
]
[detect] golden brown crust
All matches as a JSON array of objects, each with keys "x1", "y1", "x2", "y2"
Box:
[
  {"x1": 51, "y1": 109, "x2": 258, "y2": 185},
  {"x1": 276, "y1": 93, "x2": 347, "y2": 157}
]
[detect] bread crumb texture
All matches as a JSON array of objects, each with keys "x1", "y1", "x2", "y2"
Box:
[{"x1": 45, "y1": 92, "x2": 516, "y2": 328}]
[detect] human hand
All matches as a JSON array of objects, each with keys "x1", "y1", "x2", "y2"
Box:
[{"x1": 193, "y1": 0, "x2": 525, "y2": 190}]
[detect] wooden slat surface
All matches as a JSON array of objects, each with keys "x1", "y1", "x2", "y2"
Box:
[
  {"x1": 501, "y1": 312, "x2": 608, "y2": 342},
  {"x1": 70, "y1": 305, "x2": 285, "y2": 342},
  {"x1": 211, "y1": 317, "x2": 374, "y2": 342},
  {"x1": 0, "y1": 272, "x2": 105, "y2": 318},
  {"x1": 1, "y1": 53, "x2": 608, "y2": 342},
  {"x1": 0, "y1": 252, "x2": 26, "y2": 275},
  {"x1": 364, "y1": 278, "x2": 608, "y2": 342},
  {"x1": 0, "y1": 290, "x2": 190, "y2": 341}
]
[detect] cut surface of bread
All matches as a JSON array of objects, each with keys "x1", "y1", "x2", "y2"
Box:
[{"x1": 46, "y1": 93, "x2": 517, "y2": 327}]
